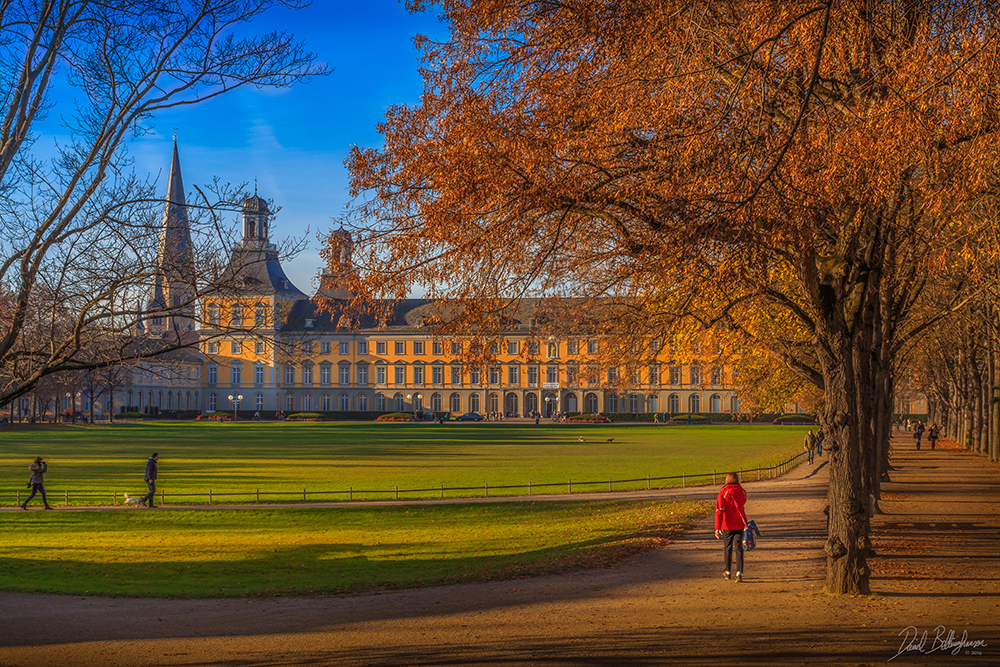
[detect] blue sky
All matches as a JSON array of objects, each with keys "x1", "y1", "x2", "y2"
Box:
[{"x1": 121, "y1": 2, "x2": 446, "y2": 293}]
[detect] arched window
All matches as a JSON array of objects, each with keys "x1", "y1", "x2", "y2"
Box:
[
  {"x1": 394, "y1": 393, "x2": 405, "y2": 411},
  {"x1": 470, "y1": 393, "x2": 481, "y2": 413},
  {"x1": 254, "y1": 393, "x2": 265, "y2": 411},
  {"x1": 564, "y1": 393, "x2": 577, "y2": 413},
  {"x1": 526, "y1": 392, "x2": 539, "y2": 415},
  {"x1": 185, "y1": 391, "x2": 191, "y2": 410},
  {"x1": 628, "y1": 394, "x2": 639, "y2": 413},
  {"x1": 157, "y1": 391, "x2": 163, "y2": 408},
  {"x1": 432, "y1": 393, "x2": 442, "y2": 412},
  {"x1": 339, "y1": 394, "x2": 350, "y2": 411},
  {"x1": 302, "y1": 394, "x2": 312, "y2": 411},
  {"x1": 648, "y1": 394, "x2": 659, "y2": 413},
  {"x1": 607, "y1": 394, "x2": 619, "y2": 413},
  {"x1": 284, "y1": 394, "x2": 294, "y2": 411},
  {"x1": 357, "y1": 394, "x2": 369, "y2": 411},
  {"x1": 669, "y1": 394, "x2": 680, "y2": 414},
  {"x1": 711, "y1": 394, "x2": 722, "y2": 413},
  {"x1": 167, "y1": 391, "x2": 173, "y2": 409},
  {"x1": 489, "y1": 392, "x2": 499, "y2": 413},
  {"x1": 731, "y1": 395, "x2": 740, "y2": 412},
  {"x1": 450, "y1": 393, "x2": 462, "y2": 413},
  {"x1": 321, "y1": 394, "x2": 331, "y2": 411},
  {"x1": 690, "y1": 394, "x2": 701, "y2": 413},
  {"x1": 376, "y1": 393, "x2": 387, "y2": 411}
]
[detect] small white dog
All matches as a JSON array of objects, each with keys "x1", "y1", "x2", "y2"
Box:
[{"x1": 122, "y1": 493, "x2": 143, "y2": 507}]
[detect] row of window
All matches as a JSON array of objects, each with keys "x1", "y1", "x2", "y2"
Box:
[
  {"x1": 204, "y1": 391, "x2": 738, "y2": 415},
  {"x1": 204, "y1": 360, "x2": 726, "y2": 388},
  {"x1": 205, "y1": 339, "x2": 608, "y2": 359}
]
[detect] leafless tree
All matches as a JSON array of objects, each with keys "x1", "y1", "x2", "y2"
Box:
[{"x1": 0, "y1": 1, "x2": 325, "y2": 408}]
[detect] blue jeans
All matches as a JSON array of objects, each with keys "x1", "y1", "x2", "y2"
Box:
[{"x1": 141, "y1": 480, "x2": 156, "y2": 506}]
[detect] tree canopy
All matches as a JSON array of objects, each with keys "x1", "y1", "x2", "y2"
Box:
[{"x1": 343, "y1": 0, "x2": 1000, "y2": 593}]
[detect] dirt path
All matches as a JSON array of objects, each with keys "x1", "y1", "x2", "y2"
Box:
[{"x1": 1, "y1": 435, "x2": 997, "y2": 666}]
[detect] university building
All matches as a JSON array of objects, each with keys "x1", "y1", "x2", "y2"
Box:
[{"x1": 122, "y1": 144, "x2": 742, "y2": 418}]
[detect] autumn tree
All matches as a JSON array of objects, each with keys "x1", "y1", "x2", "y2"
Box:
[
  {"x1": 343, "y1": 0, "x2": 999, "y2": 593},
  {"x1": 0, "y1": 1, "x2": 324, "y2": 409}
]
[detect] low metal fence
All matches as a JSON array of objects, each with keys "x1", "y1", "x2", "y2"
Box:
[{"x1": 7, "y1": 450, "x2": 807, "y2": 507}]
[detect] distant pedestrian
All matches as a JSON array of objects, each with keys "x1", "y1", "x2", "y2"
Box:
[
  {"x1": 914, "y1": 420, "x2": 926, "y2": 450},
  {"x1": 140, "y1": 453, "x2": 159, "y2": 508},
  {"x1": 21, "y1": 456, "x2": 53, "y2": 510},
  {"x1": 905, "y1": 418, "x2": 911, "y2": 432},
  {"x1": 815, "y1": 430, "x2": 824, "y2": 457},
  {"x1": 928, "y1": 423, "x2": 939, "y2": 450},
  {"x1": 804, "y1": 430, "x2": 816, "y2": 464},
  {"x1": 715, "y1": 472, "x2": 748, "y2": 582}
]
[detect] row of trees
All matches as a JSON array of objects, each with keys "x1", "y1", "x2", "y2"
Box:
[{"x1": 336, "y1": 0, "x2": 1000, "y2": 595}]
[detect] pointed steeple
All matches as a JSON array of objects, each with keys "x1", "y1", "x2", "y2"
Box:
[{"x1": 147, "y1": 137, "x2": 196, "y2": 335}]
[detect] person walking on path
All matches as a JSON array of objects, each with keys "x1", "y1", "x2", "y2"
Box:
[
  {"x1": 928, "y1": 423, "x2": 940, "y2": 450},
  {"x1": 804, "y1": 430, "x2": 816, "y2": 464},
  {"x1": 140, "y1": 453, "x2": 159, "y2": 508},
  {"x1": 815, "y1": 430, "x2": 824, "y2": 457},
  {"x1": 21, "y1": 456, "x2": 53, "y2": 510},
  {"x1": 914, "y1": 420, "x2": 926, "y2": 450},
  {"x1": 714, "y1": 472, "x2": 748, "y2": 582}
]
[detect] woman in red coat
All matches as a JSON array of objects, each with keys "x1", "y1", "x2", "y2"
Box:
[{"x1": 714, "y1": 472, "x2": 748, "y2": 581}]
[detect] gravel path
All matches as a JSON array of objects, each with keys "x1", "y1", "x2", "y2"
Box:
[{"x1": 1, "y1": 435, "x2": 998, "y2": 666}]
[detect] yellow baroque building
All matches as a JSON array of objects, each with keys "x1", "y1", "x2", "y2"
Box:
[{"x1": 125, "y1": 143, "x2": 740, "y2": 419}]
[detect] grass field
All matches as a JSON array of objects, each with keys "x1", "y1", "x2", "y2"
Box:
[
  {"x1": 0, "y1": 499, "x2": 709, "y2": 598},
  {"x1": 0, "y1": 423, "x2": 807, "y2": 598},
  {"x1": 0, "y1": 422, "x2": 808, "y2": 505}
]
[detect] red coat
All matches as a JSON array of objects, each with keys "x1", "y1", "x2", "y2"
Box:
[{"x1": 715, "y1": 483, "x2": 747, "y2": 530}]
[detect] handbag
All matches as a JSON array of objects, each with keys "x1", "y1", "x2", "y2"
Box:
[{"x1": 26, "y1": 478, "x2": 33, "y2": 488}]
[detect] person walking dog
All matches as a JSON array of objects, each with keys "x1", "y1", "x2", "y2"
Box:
[
  {"x1": 140, "y1": 453, "x2": 159, "y2": 508},
  {"x1": 21, "y1": 456, "x2": 53, "y2": 510},
  {"x1": 715, "y1": 472, "x2": 749, "y2": 582}
]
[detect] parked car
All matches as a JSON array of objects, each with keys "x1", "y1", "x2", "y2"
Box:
[
  {"x1": 772, "y1": 414, "x2": 818, "y2": 425},
  {"x1": 456, "y1": 412, "x2": 484, "y2": 422}
]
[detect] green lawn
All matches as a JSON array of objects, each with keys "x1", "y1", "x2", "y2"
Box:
[
  {"x1": 0, "y1": 423, "x2": 807, "y2": 505},
  {"x1": 0, "y1": 499, "x2": 709, "y2": 598}
]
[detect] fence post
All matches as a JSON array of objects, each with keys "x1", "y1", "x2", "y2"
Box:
[
  {"x1": 485, "y1": 482, "x2": 488, "y2": 497},
  {"x1": 303, "y1": 488, "x2": 307, "y2": 502},
  {"x1": 609, "y1": 478, "x2": 612, "y2": 492},
  {"x1": 349, "y1": 486, "x2": 353, "y2": 502},
  {"x1": 114, "y1": 491, "x2": 117, "y2": 506},
  {"x1": 757, "y1": 465, "x2": 761, "y2": 481},
  {"x1": 395, "y1": 485, "x2": 399, "y2": 500},
  {"x1": 528, "y1": 481, "x2": 531, "y2": 496},
  {"x1": 65, "y1": 490, "x2": 69, "y2": 506},
  {"x1": 568, "y1": 479, "x2": 572, "y2": 494},
  {"x1": 713, "y1": 470, "x2": 717, "y2": 485},
  {"x1": 256, "y1": 488, "x2": 260, "y2": 503},
  {"x1": 209, "y1": 489, "x2": 212, "y2": 504},
  {"x1": 441, "y1": 483, "x2": 444, "y2": 500},
  {"x1": 160, "y1": 490, "x2": 164, "y2": 505},
  {"x1": 682, "y1": 473, "x2": 685, "y2": 488},
  {"x1": 647, "y1": 474, "x2": 650, "y2": 490},
  {"x1": 16, "y1": 490, "x2": 20, "y2": 505}
]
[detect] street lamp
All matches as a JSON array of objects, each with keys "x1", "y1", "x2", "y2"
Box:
[{"x1": 228, "y1": 393, "x2": 243, "y2": 422}]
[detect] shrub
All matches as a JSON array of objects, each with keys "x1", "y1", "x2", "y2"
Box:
[
  {"x1": 567, "y1": 413, "x2": 610, "y2": 423},
  {"x1": 666, "y1": 413, "x2": 712, "y2": 424},
  {"x1": 286, "y1": 412, "x2": 325, "y2": 421},
  {"x1": 376, "y1": 412, "x2": 415, "y2": 422}
]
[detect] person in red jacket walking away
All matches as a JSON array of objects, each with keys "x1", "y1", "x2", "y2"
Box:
[{"x1": 715, "y1": 472, "x2": 748, "y2": 582}]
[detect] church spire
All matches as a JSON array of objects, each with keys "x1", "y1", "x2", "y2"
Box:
[{"x1": 147, "y1": 137, "x2": 196, "y2": 335}]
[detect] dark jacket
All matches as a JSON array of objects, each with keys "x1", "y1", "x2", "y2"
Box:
[
  {"x1": 144, "y1": 457, "x2": 158, "y2": 482},
  {"x1": 28, "y1": 462, "x2": 47, "y2": 485}
]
